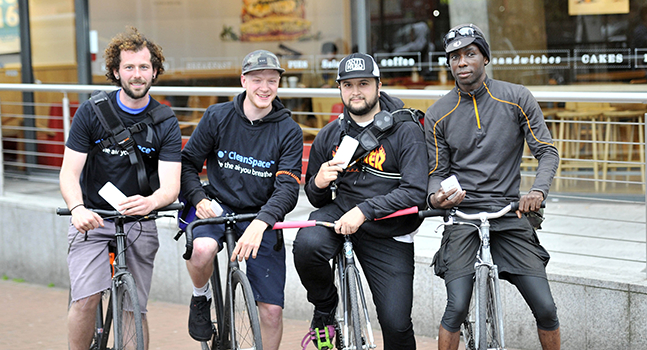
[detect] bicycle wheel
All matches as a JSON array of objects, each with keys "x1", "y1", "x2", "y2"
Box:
[
  {"x1": 113, "y1": 273, "x2": 144, "y2": 350},
  {"x1": 344, "y1": 265, "x2": 364, "y2": 350},
  {"x1": 475, "y1": 265, "x2": 501, "y2": 350},
  {"x1": 460, "y1": 295, "x2": 476, "y2": 350},
  {"x1": 202, "y1": 260, "x2": 225, "y2": 350},
  {"x1": 225, "y1": 269, "x2": 262, "y2": 350}
]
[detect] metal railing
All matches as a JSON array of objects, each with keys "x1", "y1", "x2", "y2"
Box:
[{"x1": 0, "y1": 83, "x2": 646, "y2": 276}]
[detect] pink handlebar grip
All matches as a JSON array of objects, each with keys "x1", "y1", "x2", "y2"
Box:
[
  {"x1": 375, "y1": 206, "x2": 418, "y2": 220},
  {"x1": 272, "y1": 220, "x2": 317, "y2": 230}
]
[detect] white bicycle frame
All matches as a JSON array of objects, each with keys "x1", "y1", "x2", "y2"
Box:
[{"x1": 450, "y1": 205, "x2": 511, "y2": 350}]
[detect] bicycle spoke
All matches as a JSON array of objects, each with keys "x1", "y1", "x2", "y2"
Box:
[
  {"x1": 113, "y1": 275, "x2": 144, "y2": 350},
  {"x1": 228, "y1": 269, "x2": 262, "y2": 350},
  {"x1": 233, "y1": 286, "x2": 256, "y2": 348}
]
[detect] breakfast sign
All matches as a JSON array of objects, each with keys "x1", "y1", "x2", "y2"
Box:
[{"x1": 240, "y1": 0, "x2": 312, "y2": 42}]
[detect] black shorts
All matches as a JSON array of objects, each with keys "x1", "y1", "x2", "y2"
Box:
[{"x1": 432, "y1": 213, "x2": 550, "y2": 283}]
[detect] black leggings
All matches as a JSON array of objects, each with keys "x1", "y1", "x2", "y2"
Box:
[
  {"x1": 293, "y1": 205, "x2": 416, "y2": 350},
  {"x1": 441, "y1": 274, "x2": 560, "y2": 333}
]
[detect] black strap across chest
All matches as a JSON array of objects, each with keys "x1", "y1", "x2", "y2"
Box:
[{"x1": 88, "y1": 90, "x2": 175, "y2": 194}]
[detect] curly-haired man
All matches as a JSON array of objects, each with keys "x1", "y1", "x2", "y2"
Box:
[{"x1": 59, "y1": 27, "x2": 181, "y2": 350}]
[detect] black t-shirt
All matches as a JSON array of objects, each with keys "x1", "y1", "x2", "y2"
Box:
[{"x1": 66, "y1": 90, "x2": 182, "y2": 210}]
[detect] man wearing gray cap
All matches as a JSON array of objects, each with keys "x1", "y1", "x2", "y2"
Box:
[
  {"x1": 181, "y1": 49, "x2": 303, "y2": 349},
  {"x1": 425, "y1": 24, "x2": 561, "y2": 350},
  {"x1": 293, "y1": 53, "x2": 427, "y2": 350}
]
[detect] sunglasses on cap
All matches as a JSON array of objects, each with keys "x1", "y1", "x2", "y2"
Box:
[{"x1": 443, "y1": 25, "x2": 482, "y2": 48}]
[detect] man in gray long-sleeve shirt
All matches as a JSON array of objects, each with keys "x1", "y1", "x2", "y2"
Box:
[{"x1": 425, "y1": 24, "x2": 561, "y2": 350}]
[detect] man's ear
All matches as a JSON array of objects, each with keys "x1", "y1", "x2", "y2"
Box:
[{"x1": 484, "y1": 58, "x2": 489, "y2": 66}]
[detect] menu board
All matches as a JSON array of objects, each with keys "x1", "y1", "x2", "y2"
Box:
[{"x1": 568, "y1": 0, "x2": 629, "y2": 15}]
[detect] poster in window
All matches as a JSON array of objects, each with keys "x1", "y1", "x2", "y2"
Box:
[
  {"x1": 239, "y1": 0, "x2": 312, "y2": 41},
  {"x1": 0, "y1": 0, "x2": 20, "y2": 55},
  {"x1": 569, "y1": 0, "x2": 629, "y2": 15}
]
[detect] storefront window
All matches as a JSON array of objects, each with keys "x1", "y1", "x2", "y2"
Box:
[
  {"x1": 90, "y1": 0, "x2": 349, "y2": 88},
  {"x1": 368, "y1": 0, "x2": 647, "y2": 88}
]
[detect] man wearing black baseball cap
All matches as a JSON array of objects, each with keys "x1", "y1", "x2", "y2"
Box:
[
  {"x1": 293, "y1": 52, "x2": 427, "y2": 350},
  {"x1": 181, "y1": 49, "x2": 302, "y2": 350},
  {"x1": 425, "y1": 24, "x2": 561, "y2": 350}
]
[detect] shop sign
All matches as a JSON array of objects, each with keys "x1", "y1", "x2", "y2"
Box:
[
  {"x1": 428, "y1": 50, "x2": 569, "y2": 70},
  {"x1": 374, "y1": 52, "x2": 421, "y2": 72},
  {"x1": 0, "y1": 0, "x2": 19, "y2": 55},
  {"x1": 316, "y1": 54, "x2": 344, "y2": 72},
  {"x1": 634, "y1": 49, "x2": 647, "y2": 69},
  {"x1": 574, "y1": 49, "x2": 630, "y2": 69},
  {"x1": 429, "y1": 52, "x2": 447, "y2": 70},
  {"x1": 280, "y1": 55, "x2": 315, "y2": 73},
  {"x1": 182, "y1": 57, "x2": 237, "y2": 71},
  {"x1": 489, "y1": 50, "x2": 570, "y2": 70}
]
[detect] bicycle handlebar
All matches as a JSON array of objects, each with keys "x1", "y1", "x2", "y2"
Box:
[
  {"x1": 271, "y1": 206, "x2": 419, "y2": 230},
  {"x1": 56, "y1": 203, "x2": 184, "y2": 217},
  {"x1": 183, "y1": 213, "x2": 286, "y2": 260},
  {"x1": 417, "y1": 201, "x2": 545, "y2": 220}
]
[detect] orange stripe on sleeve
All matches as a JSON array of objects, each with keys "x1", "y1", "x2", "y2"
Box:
[
  {"x1": 429, "y1": 94, "x2": 461, "y2": 176},
  {"x1": 483, "y1": 83, "x2": 554, "y2": 147},
  {"x1": 277, "y1": 170, "x2": 300, "y2": 182}
]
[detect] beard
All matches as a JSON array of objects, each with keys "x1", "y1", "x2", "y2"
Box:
[
  {"x1": 343, "y1": 92, "x2": 379, "y2": 116},
  {"x1": 120, "y1": 78, "x2": 152, "y2": 100}
]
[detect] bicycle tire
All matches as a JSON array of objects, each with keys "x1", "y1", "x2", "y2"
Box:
[
  {"x1": 225, "y1": 269, "x2": 263, "y2": 350},
  {"x1": 475, "y1": 265, "x2": 501, "y2": 350},
  {"x1": 202, "y1": 259, "x2": 225, "y2": 350},
  {"x1": 460, "y1": 295, "x2": 475, "y2": 350},
  {"x1": 113, "y1": 273, "x2": 145, "y2": 350},
  {"x1": 345, "y1": 265, "x2": 364, "y2": 350}
]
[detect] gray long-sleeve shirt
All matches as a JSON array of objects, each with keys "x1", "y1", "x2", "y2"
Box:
[{"x1": 425, "y1": 76, "x2": 559, "y2": 209}]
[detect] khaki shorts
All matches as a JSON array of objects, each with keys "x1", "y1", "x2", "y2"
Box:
[{"x1": 67, "y1": 219, "x2": 159, "y2": 313}]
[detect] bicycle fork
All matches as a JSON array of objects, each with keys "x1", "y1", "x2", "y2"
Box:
[
  {"x1": 340, "y1": 237, "x2": 376, "y2": 350},
  {"x1": 224, "y1": 223, "x2": 241, "y2": 350},
  {"x1": 475, "y1": 218, "x2": 506, "y2": 350}
]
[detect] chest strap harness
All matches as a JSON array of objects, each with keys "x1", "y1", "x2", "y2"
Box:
[{"x1": 88, "y1": 90, "x2": 175, "y2": 194}]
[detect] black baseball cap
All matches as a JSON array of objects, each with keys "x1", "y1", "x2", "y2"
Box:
[
  {"x1": 443, "y1": 23, "x2": 490, "y2": 61},
  {"x1": 336, "y1": 53, "x2": 380, "y2": 82}
]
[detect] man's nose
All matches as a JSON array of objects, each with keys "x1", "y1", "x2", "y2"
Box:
[{"x1": 457, "y1": 54, "x2": 468, "y2": 66}]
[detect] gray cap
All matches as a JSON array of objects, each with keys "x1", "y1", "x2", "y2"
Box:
[
  {"x1": 336, "y1": 53, "x2": 380, "y2": 82},
  {"x1": 241, "y1": 50, "x2": 285, "y2": 75}
]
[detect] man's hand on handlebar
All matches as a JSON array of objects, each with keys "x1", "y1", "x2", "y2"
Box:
[
  {"x1": 71, "y1": 206, "x2": 103, "y2": 234},
  {"x1": 314, "y1": 159, "x2": 344, "y2": 189},
  {"x1": 119, "y1": 195, "x2": 158, "y2": 216},
  {"x1": 195, "y1": 198, "x2": 218, "y2": 219},
  {"x1": 231, "y1": 219, "x2": 269, "y2": 262},
  {"x1": 429, "y1": 187, "x2": 466, "y2": 209},
  {"x1": 517, "y1": 190, "x2": 544, "y2": 218},
  {"x1": 335, "y1": 206, "x2": 366, "y2": 235}
]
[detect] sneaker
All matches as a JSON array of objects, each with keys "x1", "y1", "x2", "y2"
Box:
[
  {"x1": 188, "y1": 295, "x2": 213, "y2": 341},
  {"x1": 301, "y1": 308, "x2": 336, "y2": 350}
]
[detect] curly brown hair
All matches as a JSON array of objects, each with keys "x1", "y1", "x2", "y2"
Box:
[{"x1": 104, "y1": 26, "x2": 165, "y2": 85}]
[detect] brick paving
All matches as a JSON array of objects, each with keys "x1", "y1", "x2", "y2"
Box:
[{"x1": 0, "y1": 279, "x2": 439, "y2": 349}]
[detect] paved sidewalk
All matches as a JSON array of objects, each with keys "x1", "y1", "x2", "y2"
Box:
[{"x1": 0, "y1": 279, "x2": 440, "y2": 350}]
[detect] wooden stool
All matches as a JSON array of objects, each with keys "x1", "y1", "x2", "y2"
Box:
[
  {"x1": 554, "y1": 103, "x2": 615, "y2": 191},
  {"x1": 600, "y1": 109, "x2": 646, "y2": 191}
]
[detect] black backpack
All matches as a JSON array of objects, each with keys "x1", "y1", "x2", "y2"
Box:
[{"x1": 88, "y1": 90, "x2": 176, "y2": 194}]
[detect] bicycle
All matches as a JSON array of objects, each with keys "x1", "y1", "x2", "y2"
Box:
[
  {"x1": 273, "y1": 206, "x2": 419, "y2": 350},
  {"x1": 180, "y1": 213, "x2": 284, "y2": 350},
  {"x1": 58, "y1": 202, "x2": 184, "y2": 350},
  {"x1": 419, "y1": 201, "x2": 544, "y2": 350}
]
